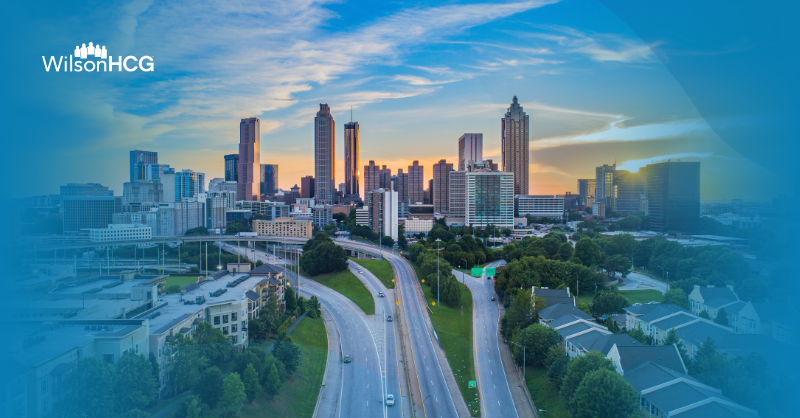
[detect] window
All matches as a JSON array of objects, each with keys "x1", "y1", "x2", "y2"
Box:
[
  {"x1": 232, "y1": 336, "x2": 238, "y2": 344},
  {"x1": 232, "y1": 324, "x2": 237, "y2": 332},
  {"x1": 40, "y1": 378, "x2": 48, "y2": 394},
  {"x1": 41, "y1": 398, "x2": 48, "y2": 413},
  {"x1": 223, "y1": 315, "x2": 229, "y2": 324},
  {"x1": 214, "y1": 316, "x2": 220, "y2": 325},
  {"x1": 231, "y1": 312, "x2": 237, "y2": 321},
  {"x1": 135, "y1": 344, "x2": 139, "y2": 354},
  {"x1": 223, "y1": 326, "x2": 229, "y2": 335}
]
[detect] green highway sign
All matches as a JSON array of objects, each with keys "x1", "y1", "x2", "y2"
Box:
[
  {"x1": 468, "y1": 381, "x2": 477, "y2": 388},
  {"x1": 486, "y1": 267, "x2": 496, "y2": 276},
  {"x1": 471, "y1": 267, "x2": 483, "y2": 277}
]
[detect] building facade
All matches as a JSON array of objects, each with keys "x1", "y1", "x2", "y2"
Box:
[
  {"x1": 253, "y1": 218, "x2": 313, "y2": 238},
  {"x1": 161, "y1": 170, "x2": 205, "y2": 202},
  {"x1": 224, "y1": 153, "x2": 239, "y2": 182},
  {"x1": 314, "y1": 104, "x2": 335, "y2": 204},
  {"x1": 501, "y1": 96, "x2": 529, "y2": 195},
  {"x1": 60, "y1": 183, "x2": 113, "y2": 197},
  {"x1": 144, "y1": 164, "x2": 175, "y2": 183},
  {"x1": 458, "y1": 133, "x2": 483, "y2": 171},
  {"x1": 595, "y1": 163, "x2": 616, "y2": 211},
  {"x1": 237, "y1": 200, "x2": 290, "y2": 220},
  {"x1": 238, "y1": 118, "x2": 261, "y2": 201},
  {"x1": 432, "y1": 159, "x2": 452, "y2": 213},
  {"x1": 89, "y1": 224, "x2": 152, "y2": 242},
  {"x1": 366, "y1": 188, "x2": 399, "y2": 241},
  {"x1": 122, "y1": 181, "x2": 163, "y2": 205},
  {"x1": 260, "y1": 164, "x2": 278, "y2": 195},
  {"x1": 300, "y1": 175, "x2": 315, "y2": 198},
  {"x1": 515, "y1": 195, "x2": 565, "y2": 220},
  {"x1": 130, "y1": 150, "x2": 158, "y2": 182},
  {"x1": 646, "y1": 161, "x2": 700, "y2": 233},
  {"x1": 408, "y1": 161, "x2": 424, "y2": 205},
  {"x1": 62, "y1": 196, "x2": 120, "y2": 233},
  {"x1": 448, "y1": 171, "x2": 466, "y2": 219},
  {"x1": 577, "y1": 178, "x2": 596, "y2": 209},
  {"x1": 344, "y1": 121, "x2": 359, "y2": 197},
  {"x1": 465, "y1": 170, "x2": 514, "y2": 228},
  {"x1": 615, "y1": 169, "x2": 647, "y2": 215}
]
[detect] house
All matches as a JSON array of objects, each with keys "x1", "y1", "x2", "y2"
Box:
[
  {"x1": 538, "y1": 303, "x2": 592, "y2": 323},
  {"x1": 607, "y1": 344, "x2": 687, "y2": 376},
  {"x1": 531, "y1": 286, "x2": 574, "y2": 310},
  {"x1": 250, "y1": 263, "x2": 286, "y2": 312},
  {"x1": 688, "y1": 285, "x2": 739, "y2": 319}
]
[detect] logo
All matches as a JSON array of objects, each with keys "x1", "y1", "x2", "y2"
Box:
[{"x1": 42, "y1": 42, "x2": 154, "y2": 72}]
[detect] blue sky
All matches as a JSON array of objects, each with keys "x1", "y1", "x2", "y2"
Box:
[{"x1": 4, "y1": 0, "x2": 795, "y2": 200}]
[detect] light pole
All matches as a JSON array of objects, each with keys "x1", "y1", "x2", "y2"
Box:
[
  {"x1": 506, "y1": 339, "x2": 526, "y2": 382},
  {"x1": 436, "y1": 238, "x2": 442, "y2": 308},
  {"x1": 460, "y1": 258, "x2": 468, "y2": 284}
]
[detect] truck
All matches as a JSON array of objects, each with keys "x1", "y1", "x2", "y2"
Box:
[{"x1": 235, "y1": 232, "x2": 257, "y2": 238}]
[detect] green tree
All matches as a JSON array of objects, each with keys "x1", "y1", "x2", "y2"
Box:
[
  {"x1": 661, "y1": 288, "x2": 689, "y2": 309},
  {"x1": 174, "y1": 395, "x2": 206, "y2": 418},
  {"x1": 714, "y1": 307, "x2": 729, "y2": 326},
  {"x1": 626, "y1": 325, "x2": 654, "y2": 345},
  {"x1": 194, "y1": 366, "x2": 224, "y2": 408},
  {"x1": 513, "y1": 323, "x2": 561, "y2": 367},
  {"x1": 560, "y1": 351, "x2": 616, "y2": 406},
  {"x1": 233, "y1": 348, "x2": 265, "y2": 378},
  {"x1": 573, "y1": 237, "x2": 602, "y2": 266},
  {"x1": 243, "y1": 363, "x2": 261, "y2": 402},
  {"x1": 194, "y1": 322, "x2": 234, "y2": 365},
  {"x1": 300, "y1": 235, "x2": 348, "y2": 275},
  {"x1": 148, "y1": 352, "x2": 160, "y2": 383},
  {"x1": 184, "y1": 226, "x2": 209, "y2": 236},
  {"x1": 664, "y1": 329, "x2": 691, "y2": 369},
  {"x1": 557, "y1": 242, "x2": 574, "y2": 261},
  {"x1": 590, "y1": 291, "x2": 629, "y2": 317},
  {"x1": 604, "y1": 254, "x2": 632, "y2": 278},
  {"x1": 381, "y1": 235, "x2": 395, "y2": 248},
  {"x1": 570, "y1": 368, "x2": 638, "y2": 418},
  {"x1": 219, "y1": 373, "x2": 246, "y2": 415},
  {"x1": 168, "y1": 340, "x2": 208, "y2": 396},
  {"x1": 63, "y1": 357, "x2": 116, "y2": 418},
  {"x1": 333, "y1": 212, "x2": 347, "y2": 222},
  {"x1": 699, "y1": 310, "x2": 711, "y2": 319},
  {"x1": 264, "y1": 364, "x2": 282, "y2": 397},
  {"x1": 114, "y1": 352, "x2": 157, "y2": 412},
  {"x1": 398, "y1": 234, "x2": 408, "y2": 250},
  {"x1": 284, "y1": 286, "x2": 297, "y2": 312},
  {"x1": 273, "y1": 340, "x2": 302, "y2": 375}
]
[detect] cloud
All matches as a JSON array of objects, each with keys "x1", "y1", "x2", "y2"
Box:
[
  {"x1": 518, "y1": 25, "x2": 658, "y2": 63},
  {"x1": 393, "y1": 75, "x2": 461, "y2": 85},
  {"x1": 617, "y1": 153, "x2": 713, "y2": 173},
  {"x1": 532, "y1": 118, "x2": 710, "y2": 150}
]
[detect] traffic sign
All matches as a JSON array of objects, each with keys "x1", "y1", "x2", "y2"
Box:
[
  {"x1": 396, "y1": 301, "x2": 400, "y2": 305},
  {"x1": 468, "y1": 381, "x2": 476, "y2": 388},
  {"x1": 486, "y1": 267, "x2": 496, "y2": 276},
  {"x1": 471, "y1": 267, "x2": 483, "y2": 277}
]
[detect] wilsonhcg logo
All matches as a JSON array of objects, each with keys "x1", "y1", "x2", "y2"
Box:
[{"x1": 43, "y1": 42, "x2": 154, "y2": 72}]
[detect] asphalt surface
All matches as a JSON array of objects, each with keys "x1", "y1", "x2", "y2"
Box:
[
  {"x1": 617, "y1": 271, "x2": 668, "y2": 293},
  {"x1": 458, "y1": 260, "x2": 519, "y2": 418}
]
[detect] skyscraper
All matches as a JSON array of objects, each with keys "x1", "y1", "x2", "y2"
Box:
[
  {"x1": 364, "y1": 161, "x2": 391, "y2": 195},
  {"x1": 367, "y1": 188, "x2": 398, "y2": 241},
  {"x1": 595, "y1": 164, "x2": 616, "y2": 211},
  {"x1": 261, "y1": 164, "x2": 278, "y2": 195},
  {"x1": 465, "y1": 169, "x2": 515, "y2": 228},
  {"x1": 577, "y1": 179, "x2": 596, "y2": 209},
  {"x1": 145, "y1": 164, "x2": 175, "y2": 183},
  {"x1": 458, "y1": 133, "x2": 483, "y2": 171},
  {"x1": 408, "y1": 161, "x2": 424, "y2": 204},
  {"x1": 395, "y1": 168, "x2": 409, "y2": 217},
  {"x1": 448, "y1": 171, "x2": 466, "y2": 219},
  {"x1": 646, "y1": 161, "x2": 700, "y2": 233},
  {"x1": 501, "y1": 96, "x2": 530, "y2": 195},
  {"x1": 315, "y1": 104, "x2": 335, "y2": 204},
  {"x1": 344, "y1": 121, "x2": 359, "y2": 197},
  {"x1": 238, "y1": 118, "x2": 260, "y2": 201},
  {"x1": 130, "y1": 150, "x2": 158, "y2": 183},
  {"x1": 224, "y1": 154, "x2": 239, "y2": 182},
  {"x1": 162, "y1": 170, "x2": 205, "y2": 202},
  {"x1": 301, "y1": 176, "x2": 315, "y2": 198},
  {"x1": 433, "y1": 159, "x2": 452, "y2": 213},
  {"x1": 615, "y1": 169, "x2": 647, "y2": 214}
]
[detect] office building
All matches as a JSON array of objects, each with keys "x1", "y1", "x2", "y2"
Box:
[
  {"x1": 515, "y1": 195, "x2": 565, "y2": 220},
  {"x1": 426, "y1": 179, "x2": 433, "y2": 205},
  {"x1": 403, "y1": 217, "x2": 433, "y2": 234},
  {"x1": 409, "y1": 203, "x2": 434, "y2": 220},
  {"x1": 301, "y1": 176, "x2": 315, "y2": 198},
  {"x1": 238, "y1": 118, "x2": 261, "y2": 201},
  {"x1": 395, "y1": 169, "x2": 409, "y2": 218},
  {"x1": 562, "y1": 192, "x2": 581, "y2": 212},
  {"x1": 260, "y1": 164, "x2": 278, "y2": 195},
  {"x1": 646, "y1": 161, "x2": 701, "y2": 233},
  {"x1": 156, "y1": 200, "x2": 206, "y2": 237},
  {"x1": 207, "y1": 190, "x2": 237, "y2": 209},
  {"x1": 89, "y1": 224, "x2": 152, "y2": 242},
  {"x1": 432, "y1": 160, "x2": 452, "y2": 213},
  {"x1": 226, "y1": 209, "x2": 251, "y2": 225},
  {"x1": 448, "y1": 170, "x2": 466, "y2": 219},
  {"x1": 253, "y1": 218, "x2": 313, "y2": 238},
  {"x1": 204, "y1": 193, "x2": 227, "y2": 230},
  {"x1": 314, "y1": 104, "x2": 335, "y2": 204},
  {"x1": 501, "y1": 96, "x2": 529, "y2": 195},
  {"x1": 364, "y1": 161, "x2": 392, "y2": 196},
  {"x1": 144, "y1": 164, "x2": 175, "y2": 182},
  {"x1": 208, "y1": 179, "x2": 238, "y2": 194},
  {"x1": 458, "y1": 133, "x2": 483, "y2": 171},
  {"x1": 408, "y1": 161, "x2": 424, "y2": 204},
  {"x1": 161, "y1": 170, "x2": 205, "y2": 202},
  {"x1": 60, "y1": 183, "x2": 112, "y2": 197},
  {"x1": 465, "y1": 170, "x2": 514, "y2": 228},
  {"x1": 344, "y1": 121, "x2": 360, "y2": 197},
  {"x1": 367, "y1": 188, "x2": 399, "y2": 241},
  {"x1": 312, "y1": 205, "x2": 334, "y2": 228},
  {"x1": 122, "y1": 181, "x2": 163, "y2": 205},
  {"x1": 113, "y1": 210, "x2": 158, "y2": 232},
  {"x1": 596, "y1": 163, "x2": 616, "y2": 211},
  {"x1": 484, "y1": 159, "x2": 499, "y2": 171},
  {"x1": 593, "y1": 201, "x2": 606, "y2": 219},
  {"x1": 615, "y1": 169, "x2": 647, "y2": 215},
  {"x1": 237, "y1": 200, "x2": 290, "y2": 220},
  {"x1": 355, "y1": 207, "x2": 369, "y2": 226},
  {"x1": 578, "y1": 179, "x2": 596, "y2": 209},
  {"x1": 62, "y1": 196, "x2": 120, "y2": 233},
  {"x1": 224, "y1": 153, "x2": 239, "y2": 182},
  {"x1": 130, "y1": 150, "x2": 158, "y2": 182}
]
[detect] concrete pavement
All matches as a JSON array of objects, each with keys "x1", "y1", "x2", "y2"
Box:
[{"x1": 618, "y1": 271, "x2": 667, "y2": 293}]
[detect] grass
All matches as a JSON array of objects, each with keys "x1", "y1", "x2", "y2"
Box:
[
  {"x1": 525, "y1": 366, "x2": 569, "y2": 418},
  {"x1": 577, "y1": 289, "x2": 663, "y2": 307},
  {"x1": 349, "y1": 257, "x2": 395, "y2": 289},
  {"x1": 302, "y1": 268, "x2": 375, "y2": 315},
  {"x1": 208, "y1": 316, "x2": 329, "y2": 418},
  {"x1": 412, "y1": 263, "x2": 480, "y2": 416},
  {"x1": 165, "y1": 275, "x2": 201, "y2": 288}
]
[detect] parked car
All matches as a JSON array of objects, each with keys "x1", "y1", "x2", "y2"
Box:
[
  {"x1": 386, "y1": 394, "x2": 395, "y2": 406},
  {"x1": 387, "y1": 315, "x2": 393, "y2": 322},
  {"x1": 343, "y1": 355, "x2": 352, "y2": 363}
]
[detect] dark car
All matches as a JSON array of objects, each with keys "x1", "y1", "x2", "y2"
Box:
[
  {"x1": 387, "y1": 315, "x2": 393, "y2": 322},
  {"x1": 343, "y1": 355, "x2": 352, "y2": 363},
  {"x1": 491, "y1": 296, "x2": 496, "y2": 301}
]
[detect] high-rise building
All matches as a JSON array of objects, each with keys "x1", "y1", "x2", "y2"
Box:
[
  {"x1": 426, "y1": 179, "x2": 433, "y2": 205},
  {"x1": 408, "y1": 161, "x2": 424, "y2": 204},
  {"x1": 458, "y1": 134, "x2": 483, "y2": 171},
  {"x1": 314, "y1": 104, "x2": 335, "y2": 204},
  {"x1": 433, "y1": 159, "x2": 453, "y2": 213},
  {"x1": 395, "y1": 169, "x2": 409, "y2": 218},
  {"x1": 615, "y1": 169, "x2": 647, "y2": 214},
  {"x1": 577, "y1": 179, "x2": 596, "y2": 209},
  {"x1": 301, "y1": 176, "x2": 315, "y2": 198},
  {"x1": 209, "y1": 178, "x2": 237, "y2": 194},
  {"x1": 484, "y1": 159, "x2": 499, "y2": 171},
  {"x1": 465, "y1": 169, "x2": 514, "y2": 228},
  {"x1": 60, "y1": 183, "x2": 112, "y2": 197},
  {"x1": 238, "y1": 118, "x2": 261, "y2": 201},
  {"x1": 448, "y1": 171, "x2": 466, "y2": 219},
  {"x1": 145, "y1": 164, "x2": 175, "y2": 183},
  {"x1": 224, "y1": 154, "x2": 239, "y2": 182},
  {"x1": 364, "y1": 161, "x2": 391, "y2": 195},
  {"x1": 646, "y1": 161, "x2": 700, "y2": 233},
  {"x1": 62, "y1": 196, "x2": 121, "y2": 233},
  {"x1": 122, "y1": 181, "x2": 163, "y2": 205},
  {"x1": 260, "y1": 164, "x2": 278, "y2": 195},
  {"x1": 155, "y1": 200, "x2": 206, "y2": 237},
  {"x1": 595, "y1": 164, "x2": 616, "y2": 211},
  {"x1": 501, "y1": 96, "x2": 530, "y2": 195},
  {"x1": 344, "y1": 121, "x2": 359, "y2": 197},
  {"x1": 130, "y1": 150, "x2": 158, "y2": 182},
  {"x1": 161, "y1": 170, "x2": 205, "y2": 202},
  {"x1": 367, "y1": 188, "x2": 399, "y2": 241},
  {"x1": 204, "y1": 193, "x2": 227, "y2": 230}
]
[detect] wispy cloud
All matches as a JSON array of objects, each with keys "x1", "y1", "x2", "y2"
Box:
[
  {"x1": 532, "y1": 118, "x2": 710, "y2": 150},
  {"x1": 393, "y1": 75, "x2": 461, "y2": 86},
  {"x1": 518, "y1": 25, "x2": 658, "y2": 63}
]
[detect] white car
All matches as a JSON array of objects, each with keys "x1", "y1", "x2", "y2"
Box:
[{"x1": 386, "y1": 394, "x2": 395, "y2": 406}]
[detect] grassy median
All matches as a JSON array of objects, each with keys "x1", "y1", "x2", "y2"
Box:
[
  {"x1": 412, "y1": 264, "x2": 479, "y2": 416},
  {"x1": 350, "y1": 257, "x2": 395, "y2": 289},
  {"x1": 302, "y1": 268, "x2": 375, "y2": 315},
  {"x1": 525, "y1": 366, "x2": 569, "y2": 418}
]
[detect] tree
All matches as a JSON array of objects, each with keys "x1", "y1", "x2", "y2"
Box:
[
  {"x1": 626, "y1": 325, "x2": 654, "y2": 345},
  {"x1": 273, "y1": 339, "x2": 302, "y2": 375},
  {"x1": 194, "y1": 322, "x2": 235, "y2": 365},
  {"x1": 513, "y1": 324, "x2": 561, "y2": 367},
  {"x1": 168, "y1": 340, "x2": 208, "y2": 396},
  {"x1": 699, "y1": 310, "x2": 711, "y2": 319},
  {"x1": 604, "y1": 254, "x2": 631, "y2": 278},
  {"x1": 590, "y1": 291, "x2": 629, "y2": 317},
  {"x1": 233, "y1": 349, "x2": 265, "y2": 379},
  {"x1": 714, "y1": 307, "x2": 729, "y2": 326},
  {"x1": 573, "y1": 237, "x2": 602, "y2": 266},
  {"x1": 243, "y1": 363, "x2": 261, "y2": 402},
  {"x1": 398, "y1": 234, "x2": 408, "y2": 250},
  {"x1": 664, "y1": 329, "x2": 691, "y2": 368},
  {"x1": 114, "y1": 352, "x2": 157, "y2": 412},
  {"x1": 264, "y1": 364, "x2": 282, "y2": 397},
  {"x1": 148, "y1": 352, "x2": 160, "y2": 383},
  {"x1": 300, "y1": 236, "x2": 348, "y2": 275},
  {"x1": 662, "y1": 288, "x2": 689, "y2": 309},
  {"x1": 185, "y1": 226, "x2": 209, "y2": 236},
  {"x1": 570, "y1": 368, "x2": 638, "y2": 418},
  {"x1": 219, "y1": 373, "x2": 246, "y2": 415},
  {"x1": 557, "y1": 242, "x2": 574, "y2": 261},
  {"x1": 284, "y1": 286, "x2": 297, "y2": 312},
  {"x1": 195, "y1": 366, "x2": 224, "y2": 408},
  {"x1": 381, "y1": 235, "x2": 395, "y2": 248},
  {"x1": 63, "y1": 357, "x2": 116, "y2": 418},
  {"x1": 174, "y1": 395, "x2": 206, "y2": 418},
  {"x1": 333, "y1": 212, "x2": 347, "y2": 222},
  {"x1": 304, "y1": 295, "x2": 321, "y2": 318},
  {"x1": 560, "y1": 351, "x2": 616, "y2": 406}
]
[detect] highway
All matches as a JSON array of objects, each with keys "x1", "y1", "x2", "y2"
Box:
[{"x1": 457, "y1": 260, "x2": 519, "y2": 418}]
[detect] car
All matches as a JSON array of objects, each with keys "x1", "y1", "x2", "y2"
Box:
[
  {"x1": 386, "y1": 394, "x2": 395, "y2": 406},
  {"x1": 491, "y1": 296, "x2": 496, "y2": 301},
  {"x1": 343, "y1": 355, "x2": 351, "y2": 363},
  {"x1": 387, "y1": 315, "x2": 393, "y2": 322},
  {"x1": 378, "y1": 292, "x2": 385, "y2": 297}
]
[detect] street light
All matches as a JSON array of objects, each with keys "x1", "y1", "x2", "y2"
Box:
[
  {"x1": 505, "y1": 339, "x2": 526, "y2": 382},
  {"x1": 460, "y1": 258, "x2": 468, "y2": 284},
  {"x1": 436, "y1": 238, "x2": 442, "y2": 309}
]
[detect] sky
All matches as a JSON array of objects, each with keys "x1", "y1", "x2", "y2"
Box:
[{"x1": 6, "y1": 0, "x2": 795, "y2": 201}]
